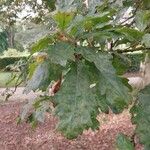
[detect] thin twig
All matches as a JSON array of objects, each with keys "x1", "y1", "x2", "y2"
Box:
[
  {"x1": 120, "y1": 2, "x2": 140, "y2": 26},
  {"x1": 120, "y1": 15, "x2": 134, "y2": 25},
  {"x1": 116, "y1": 47, "x2": 150, "y2": 53}
]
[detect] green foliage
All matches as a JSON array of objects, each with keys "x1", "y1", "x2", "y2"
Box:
[
  {"x1": 0, "y1": 57, "x2": 27, "y2": 70},
  {"x1": 46, "y1": 42, "x2": 75, "y2": 66},
  {"x1": 116, "y1": 133, "x2": 134, "y2": 150},
  {"x1": 5, "y1": 0, "x2": 149, "y2": 148},
  {"x1": 53, "y1": 11, "x2": 75, "y2": 30},
  {"x1": 31, "y1": 36, "x2": 55, "y2": 54},
  {"x1": 126, "y1": 53, "x2": 145, "y2": 72},
  {"x1": 131, "y1": 85, "x2": 150, "y2": 150},
  {"x1": 135, "y1": 10, "x2": 150, "y2": 31},
  {"x1": 68, "y1": 12, "x2": 113, "y2": 37},
  {"x1": 78, "y1": 47, "x2": 131, "y2": 113},
  {"x1": 112, "y1": 54, "x2": 129, "y2": 75},
  {"x1": 43, "y1": 0, "x2": 56, "y2": 11},
  {"x1": 0, "y1": 72, "x2": 21, "y2": 87},
  {"x1": 68, "y1": 13, "x2": 117, "y2": 41},
  {"x1": 24, "y1": 61, "x2": 62, "y2": 93},
  {"x1": 142, "y1": 34, "x2": 150, "y2": 48},
  {"x1": 143, "y1": 0, "x2": 150, "y2": 9},
  {"x1": 53, "y1": 56, "x2": 131, "y2": 138},
  {"x1": 112, "y1": 52, "x2": 146, "y2": 73},
  {"x1": 55, "y1": 0, "x2": 83, "y2": 12},
  {"x1": 20, "y1": 96, "x2": 50, "y2": 123},
  {"x1": 0, "y1": 30, "x2": 8, "y2": 53},
  {"x1": 54, "y1": 61, "x2": 100, "y2": 139},
  {"x1": 116, "y1": 27, "x2": 144, "y2": 42}
]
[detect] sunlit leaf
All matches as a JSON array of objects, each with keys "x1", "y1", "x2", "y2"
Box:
[
  {"x1": 53, "y1": 11, "x2": 75, "y2": 30},
  {"x1": 31, "y1": 36, "x2": 55, "y2": 54},
  {"x1": 116, "y1": 27, "x2": 144, "y2": 41}
]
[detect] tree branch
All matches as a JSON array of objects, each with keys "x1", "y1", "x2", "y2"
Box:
[
  {"x1": 115, "y1": 47, "x2": 150, "y2": 53},
  {"x1": 120, "y1": 15, "x2": 134, "y2": 25},
  {"x1": 120, "y1": 2, "x2": 140, "y2": 26}
]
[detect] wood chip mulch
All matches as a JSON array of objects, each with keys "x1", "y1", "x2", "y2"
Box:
[{"x1": 0, "y1": 100, "x2": 143, "y2": 150}]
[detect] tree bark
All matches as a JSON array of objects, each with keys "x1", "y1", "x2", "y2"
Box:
[{"x1": 7, "y1": 25, "x2": 15, "y2": 48}]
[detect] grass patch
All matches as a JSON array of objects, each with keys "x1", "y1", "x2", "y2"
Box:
[{"x1": 0, "y1": 72, "x2": 22, "y2": 88}]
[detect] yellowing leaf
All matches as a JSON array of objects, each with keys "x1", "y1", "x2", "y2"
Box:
[
  {"x1": 33, "y1": 52, "x2": 48, "y2": 63},
  {"x1": 53, "y1": 11, "x2": 75, "y2": 30}
]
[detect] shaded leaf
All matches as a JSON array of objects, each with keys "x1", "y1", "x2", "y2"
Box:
[
  {"x1": 79, "y1": 29, "x2": 121, "y2": 43},
  {"x1": 135, "y1": 10, "x2": 150, "y2": 31},
  {"x1": 34, "y1": 101, "x2": 50, "y2": 122},
  {"x1": 116, "y1": 133, "x2": 134, "y2": 150},
  {"x1": 27, "y1": 113, "x2": 38, "y2": 129},
  {"x1": 20, "y1": 96, "x2": 50, "y2": 124},
  {"x1": 131, "y1": 84, "x2": 150, "y2": 149},
  {"x1": 20, "y1": 100, "x2": 34, "y2": 120},
  {"x1": 56, "y1": 0, "x2": 83, "y2": 12},
  {"x1": 78, "y1": 47, "x2": 131, "y2": 113},
  {"x1": 24, "y1": 61, "x2": 62, "y2": 94},
  {"x1": 123, "y1": 0, "x2": 133, "y2": 7},
  {"x1": 53, "y1": 61, "x2": 101, "y2": 139},
  {"x1": 43, "y1": 0, "x2": 56, "y2": 11},
  {"x1": 53, "y1": 53, "x2": 131, "y2": 138},
  {"x1": 142, "y1": 34, "x2": 150, "y2": 48},
  {"x1": 46, "y1": 42, "x2": 75, "y2": 66},
  {"x1": 112, "y1": 54, "x2": 129, "y2": 75},
  {"x1": 68, "y1": 12, "x2": 112, "y2": 37},
  {"x1": 143, "y1": 0, "x2": 150, "y2": 9},
  {"x1": 0, "y1": 30, "x2": 8, "y2": 52}
]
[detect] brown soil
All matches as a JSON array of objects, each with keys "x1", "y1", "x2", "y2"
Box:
[{"x1": 0, "y1": 88, "x2": 143, "y2": 150}]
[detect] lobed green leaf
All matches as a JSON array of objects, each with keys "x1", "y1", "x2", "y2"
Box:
[
  {"x1": 53, "y1": 61, "x2": 101, "y2": 139},
  {"x1": 78, "y1": 46, "x2": 132, "y2": 113},
  {"x1": 131, "y1": 84, "x2": 150, "y2": 149},
  {"x1": 46, "y1": 42, "x2": 75, "y2": 66}
]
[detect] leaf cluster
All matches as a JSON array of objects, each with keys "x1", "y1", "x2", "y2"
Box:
[{"x1": 10, "y1": 0, "x2": 150, "y2": 148}]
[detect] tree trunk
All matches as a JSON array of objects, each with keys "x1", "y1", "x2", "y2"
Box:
[{"x1": 7, "y1": 25, "x2": 15, "y2": 48}]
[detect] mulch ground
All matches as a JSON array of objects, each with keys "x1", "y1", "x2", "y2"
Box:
[{"x1": 0, "y1": 99, "x2": 143, "y2": 150}]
